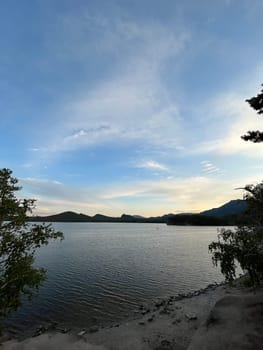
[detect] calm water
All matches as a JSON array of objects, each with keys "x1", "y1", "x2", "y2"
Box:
[{"x1": 6, "y1": 223, "x2": 225, "y2": 336}]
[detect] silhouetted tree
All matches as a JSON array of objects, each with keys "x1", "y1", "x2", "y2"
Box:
[
  {"x1": 241, "y1": 84, "x2": 263, "y2": 142},
  {"x1": 209, "y1": 182, "x2": 263, "y2": 286},
  {"x1": 0, "y1": 168, "x2": 63, "y2": 332},
  {"x1": 210, "y1": 85, "x2": 263, "y2": 286}
]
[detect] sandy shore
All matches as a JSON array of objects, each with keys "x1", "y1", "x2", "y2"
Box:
[{"x1": 1, "y1": 280, "x2": 262, "y2": 350}]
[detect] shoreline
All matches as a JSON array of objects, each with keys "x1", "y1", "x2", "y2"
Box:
[
  {"x1": 2, "y1": 280, "x2": 226, "y2": 341},
  {"x1": 2, "y1": 278, "x2": 258, "y2": 350},
  {"x1": 3, "y1": 281, "x2": 226, "y2": 338}
]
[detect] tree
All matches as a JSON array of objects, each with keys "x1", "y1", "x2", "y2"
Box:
[
  {"x1": 208, "y1": 182, "x2": 263, "y2": 286},
  {"x1": 210, "y1": 85, "x2": 263, "y2": 286},
  {"x1": 0, "y1": 168, "x2": 63, "y2": 331},
  {"x1": 209, "y1": 182, "x2": 263, "y2": 286},
  {"x1": 241, "y1": 84, "x2": 263, "y2": 142}
]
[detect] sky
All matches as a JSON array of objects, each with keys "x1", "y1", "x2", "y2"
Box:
[{"x1": 1, "y1": 0, "x2": 263, "y2": 217}]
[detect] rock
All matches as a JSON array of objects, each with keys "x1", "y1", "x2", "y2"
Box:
[
  {"x1": 0, "y1": 334, "x2": 11, "y2": 343},
  {"x1": 48, "y1": 321, "x2": 58, "y2": 330},
  {"x1": 148, "y1": 314, "x2": 155, "y2": 322},
  {"x1": 193, "y1": 290, "x2": 200, "y2": 296},
  {"x1": 159, "y1": 308, "x2": 170, "y2": 315},
  {"x1": 155, "y1": 300, "x2": 165, "y2": 308},
  {"x1": 34, "y1": 325, "x2": 46, "y2": 336},
  {"x1": 61, "y1": 328, "x2": 70, "y2": 334},
  {"x1": 141, "y1": 308, "x2": 150, "y2": 315},
  {"x1": 168, "y1": 296, "x2": 174, "y2": 304},
  {"x1": 89, "y1": 325, "x2": 99, "y2": 333},
  {"x1": 172, "y1": 317, "x2": 182, "y2": 324},
  {"x1": 138, "y1": 321, "x2": 145, "y2": 325},
  {"x1": 155, "y1": 339, "x2": 173, "y2": 350},
  {"x1": 33, "y1": 331, "x2": 42, "y2": 337},
  {"x1": 185, "y1": 312, "x2": 197, "y2": 321},
  {"x1": 178, "y1": 293, "x2": 185, "y2": 298},
  {"x1": 77, "y1": 329, "x2": 86, "y2": 336}
]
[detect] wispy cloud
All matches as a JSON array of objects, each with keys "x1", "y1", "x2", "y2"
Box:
[
  {"x1": 98, "y1": 175, "x2": 248, "y2": 215},
  {"x1": 188, "y1": 69, "x2": 263, "y2": 157},
  {"x1": 33, "y1": 16, "x2": 188, "y2": 158},
  {"x1": 28, "y1": 148, "x2": 40, "y2": 152},
  {"x1": 135, "y1": 160, "x2": 168, "y2": 171},
  {"x1": 20, "y1": 177, "x2": 108, "y2": 216},
  {"x1": 201, "y1": 160, "x2": 219, "y2": 174},
  {"x1": 20, "y1": 170, "x2": 263, "y2": 217}
]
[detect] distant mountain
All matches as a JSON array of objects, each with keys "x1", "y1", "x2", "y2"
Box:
[
  {"x1": 200, "y1": 199, "x2": 247, "y2": 217},
  {"x1": 132, "y1": 215, "x2": 145, "y2": 219},
  {"x1": 30, "y1": 211, "x2": 92, "y2": 222},
  {"x1": 93, "y1": 214, "x2": 116, "y2": 222},
  {"x1": 29, "y1": 199, "x2": 247, "y2": 225},
  {"x1": 29, "y1": 212, "x2": 159, "y2": 223}
]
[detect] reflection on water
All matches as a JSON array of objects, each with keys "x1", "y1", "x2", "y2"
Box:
[{"x1": 6, "y1": 223, "x2": 225, "y2": 336}]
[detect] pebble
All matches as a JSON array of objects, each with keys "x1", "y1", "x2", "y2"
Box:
[
  {"x1": 61, "y1": 328, "x2": 70, "y2": 334},
  {"x1": 77, "y1": 330, "x2": 86, "y2": 336},
  {"x1": 89, "y1": 325, "x2": 99, "y2": 333},
  {"x1": 141, "y1": 309, "x2": 150, "y2": 315},
  {"x1": 185, "y1": 312, "x2": 197, "y2": 321},
  {"x1": 147, "y1": 315, "x2": 155, "y2": 322},
  {"x1": 172, "y1": 317, "x2": 182, "y2": 325},
  {"x1": 159, "y1": 308, "x2": 170, "y2": 315}
]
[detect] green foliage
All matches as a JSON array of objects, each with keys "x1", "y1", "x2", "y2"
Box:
[
  {"x1": 241, "y1": 84, "x2": 263, "y2": 142},
  {"x1": 209, "y1": 182, "x2": 263, "y2": 286},
  {"x1": 0, "y1": 168, "x2": 63, "y2": 330}
]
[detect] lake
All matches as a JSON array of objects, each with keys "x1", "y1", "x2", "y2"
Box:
[{"x1": 5, "y1": 223, "x2": 226, "y2": 337}]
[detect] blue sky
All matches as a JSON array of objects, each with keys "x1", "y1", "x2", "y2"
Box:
[{"x1": 1, "y1": 0, "x2": 263, "y2": 216}]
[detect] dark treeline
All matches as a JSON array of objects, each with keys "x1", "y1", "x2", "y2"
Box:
[
  {"x1": 28, "y1": 199, "x2": 247, "y2": 225},
  {"x1": 29, "y1": 211, "x2": 165, "y2": 224},
  {"x1": 166, "y1": 214, "x2": 241, "y2": 226},
  {"x1": 29, "y1": 211, "x2": 245, "y2": 226}
]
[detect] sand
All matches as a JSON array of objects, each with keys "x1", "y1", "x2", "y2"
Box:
[{"x1": 1, "y1": 281, "x2": 262, "y2": 350}]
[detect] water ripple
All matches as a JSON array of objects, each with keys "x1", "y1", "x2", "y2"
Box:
[{"x1": 5, "y1": 223, "x2": 225, "y2": 336}]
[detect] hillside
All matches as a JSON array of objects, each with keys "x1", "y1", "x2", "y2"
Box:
[
  {"x1": 29, "y1": 212, "x2": 155, "y2": 223},
  {"x1": 200, "y1": 199, "x2": 247, "y2": 217},
  {"x1": 29, "y1": 199, "x2": 247, "y2": 224}
]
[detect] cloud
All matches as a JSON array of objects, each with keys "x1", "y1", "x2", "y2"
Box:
[
  {"x1": 33, "y1": 16, "x2": 188, "y2": 157},
  {"x1": 52, "y1": 13, "x2": 188, "y2": 66},
  {"x1": 20, "y1": 171, "x2": 263, "y2": 217},
  {"x1": 44, "y1": 73, "x2": 184, "y2": 155},
  {"x1": 187, "y1": 70, "x2": 263, "y2": 157},
  {"x1": 201, "y1": 160, "x2": 219, "y2": 174},
  {"x1": 99, "y1": 176, "x2": 245, "y2": 212},
  {"x1": 28, "y1": 148, "x2": 40, "y2": 152},
  {"x1": 135, "y1": 160, "x2": 168, "y2": 171},
  {"x1": 20, "y1": 177, "x2": 108, "y2": 216},
  {"x1": 32, "y1": 198, "x2": 107, "y2": 217}
]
